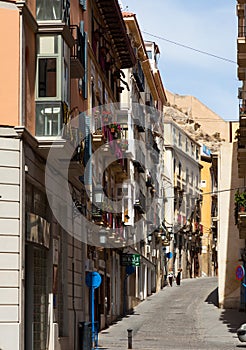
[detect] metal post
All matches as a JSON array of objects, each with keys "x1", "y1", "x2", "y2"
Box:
[
  {"x1": 123, "y1": 275, "x2": 128, "y2": 316},
  {"x1": 91, "y1": 286, "x2": 95, "y2": 349},
  {"x1": 127, "y1": 328, "x2": 133, "y2": 349}
]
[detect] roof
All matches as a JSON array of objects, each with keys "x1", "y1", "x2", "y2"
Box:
[{"x1": 122, "y1": 12, "x2": 135, "y2": 17}]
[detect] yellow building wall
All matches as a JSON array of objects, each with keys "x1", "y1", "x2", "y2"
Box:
[
  {"x1": 200, "y1": 159, "x2": 212, "y2": 276},
  {"x1": 0, "y1": 3, "x2": 19, "y2": 126}
]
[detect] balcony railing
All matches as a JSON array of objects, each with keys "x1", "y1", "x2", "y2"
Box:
[
  {"x1": 134, "y1": 190, "x2": 146, "y2": 213},
  {"x1": 238, "y1": 25, "x2": 246, "y2": 37},
  {"x1": 133, "y1": 60, "x2": 145, "y2": 92},
  {"x1": 70, "y1": 25, "x2": 85, "y2": 79},
  {"x1": 132, "y1": 104, "x2": 145, "y2": 131}
]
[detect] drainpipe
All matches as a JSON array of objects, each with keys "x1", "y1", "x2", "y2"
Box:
[
  {"x1": 72, "y1": 204, "x2": 77, "y2": 350},
  {"x1": 17, "y1": 1, "x2": 25, "y2": 126}
]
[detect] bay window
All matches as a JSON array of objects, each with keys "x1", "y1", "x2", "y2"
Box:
[{"x1": 35, "y1": 35, "x2": 70, "y2": 137}]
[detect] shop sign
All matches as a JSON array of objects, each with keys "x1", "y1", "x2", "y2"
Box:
[{"x1": 121, "y1": 253, "x2": 140, "y2": 266}]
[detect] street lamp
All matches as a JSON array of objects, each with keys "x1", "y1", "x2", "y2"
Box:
[{"x1": 147, "y1": 234, "x2": 152, "y2": 243}]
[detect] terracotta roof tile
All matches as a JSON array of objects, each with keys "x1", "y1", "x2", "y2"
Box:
[{"x1": 122, "y1": 11, "x2": 135, "y2": 17}]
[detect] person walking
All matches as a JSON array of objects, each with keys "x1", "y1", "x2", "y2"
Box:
[
  {"x1": 176, "y1": 268, "x2": 182, "y2": 286},
  {"x1": 167, "y1": 269, "x2": 174, "y2": 287}
]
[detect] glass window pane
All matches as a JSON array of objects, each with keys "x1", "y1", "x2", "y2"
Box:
[
  {"x1": 36, "y1": 103, "x2": 62, "y2": 136},
  {"x1": 38, "y1": 58, "x2": 57, "y2": 97},
  {"x1": 36, "y1": 0, "x2": 62, "y2": 21},
  {"x1": 38, "y1": 36, "x2": 58, "y2": 55}
]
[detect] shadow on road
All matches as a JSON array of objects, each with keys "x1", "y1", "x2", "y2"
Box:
[
  {"x1": 205, "y1": 287, "x2": 246, "y2": 334},
  {"x1": 205, "y1": 286, "x2": 219, "y2": 307}
]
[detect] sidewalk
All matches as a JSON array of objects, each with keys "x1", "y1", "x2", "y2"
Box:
[{"x1": 98, "y1": 277, "x2": 246, "y2": 350}]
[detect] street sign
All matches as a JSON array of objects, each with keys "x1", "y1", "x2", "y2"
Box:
[
  {"x1": 86, "y1": 271, "x2": 102, "y2": 288},
  {"x1": 236, "y1": 265, "x2": 245, "y2": 281},
  {"x1": 121, "y1": 253, "x2": 140, "y2": 266},
  {"x1": 166, "y1": 252, "x2": 173, "y2": 259},
  {"x1": 126, "y1": 265, "x2": 135, "y2": 275}
]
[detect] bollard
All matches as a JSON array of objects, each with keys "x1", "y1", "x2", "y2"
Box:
[{"x1": 127, "y1": 328, "x2": 133, "y2": 349}]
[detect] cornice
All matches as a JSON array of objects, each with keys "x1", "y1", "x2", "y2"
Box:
[{"x1": 16, "y1": 1, "x2": 38, "y2": 32}]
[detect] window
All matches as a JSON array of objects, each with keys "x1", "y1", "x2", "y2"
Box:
[
  {"x1": 178, "y1": 162, "x2": 182, "y2": 177},
  {"x1": 178, "y1": 132, "x2": 182, "y2": 147},
  {"x1": 35, "y1": 35, "x2": 70, "y2": 136},
  {"x1": 147, "y1": 50, "x2": 152, "y2": 59},
  {"x1": 36, "y1": 0, "x2": 70, "y2": 24},
  {"x1": 79, "y1": 0, "x2": 86, "y2": 10},
  {"x1": 38, "y1": 58, "x2": 57, "y2": 97},
  {"x1": 191, "y1": 142, "x2": 194, "y2": 156},
  {"x1": 190, "y1": 171, "x2": 193, "y2": 184},
  {"x1": 186, "y1": 138, "x2": 189, "y2": 152},
  {"x1": 36, "y1": 102, "x2": 63, "y2": 136},
  {"x1": 36, "y1": 0, "x2": 62, "y2": 21},
  {"x1": 186, "y1": 168, "x2": 189, "y2": 183},
  {"x1": 196, "y1": 147, "x2": 199, "y2": 160}
]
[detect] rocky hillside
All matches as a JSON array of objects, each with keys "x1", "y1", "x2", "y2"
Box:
[{"x1": 164, "y1": 105, "x2": 226, "y2": 153}]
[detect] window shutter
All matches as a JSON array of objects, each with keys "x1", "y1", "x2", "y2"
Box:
[
  {"x1": 82, "y1": 32, "x2": 88, "y2": 99},
  {"x1": 79, "y1": 21, "x2": 88, "y2": 99},
  {"x1": 83, "y1": 115, "x2": 92, "y2": 185}
]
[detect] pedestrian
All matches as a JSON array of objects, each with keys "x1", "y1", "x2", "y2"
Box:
[
  {"x1": 167, "y1": 269, "x2": 174, "y2": 287},
  {"x1": 176, "y1": 268, "x2": 182, "y2": 286}
]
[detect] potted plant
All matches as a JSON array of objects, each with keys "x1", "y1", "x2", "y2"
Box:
[
  {"x1": 235, "y1": 190, "x2": 246, "y2": 212},
  {"x1": 102, "y1": 110, "x2": 112, "y2": 124}
]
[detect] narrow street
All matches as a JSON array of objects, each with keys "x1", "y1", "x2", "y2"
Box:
[{"x1": 98, "y1": 277, "x2": 246, "y2": 350}]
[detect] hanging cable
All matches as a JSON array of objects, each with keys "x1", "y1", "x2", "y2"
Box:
[{"x1": 142, "y1": 30, "x2": 237, "y2": 64}]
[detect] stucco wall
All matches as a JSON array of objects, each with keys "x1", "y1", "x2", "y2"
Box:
[
  {"x1": 0, "y1": 132, "x2": 23, "y2": 350},
  {"x1": 218, "y1": 141, "x2": 244, "y2": 308},
  {"x1": 0, "y1": 2, "x2": 19, "y2": 126}
]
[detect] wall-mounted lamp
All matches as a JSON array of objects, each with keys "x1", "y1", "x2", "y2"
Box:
[
  {"x1": 94, "y1": 184, "x2": 104, "y2": 204},
  {"x1": 161, "y1": 231, "x2": 166, "y2": 241},
  {"x1": 99, "y1": 227, "x2": 107, "y2": 245},
  {"x1": 147, "y1": 234, "x2": 152, "y2": 243}
]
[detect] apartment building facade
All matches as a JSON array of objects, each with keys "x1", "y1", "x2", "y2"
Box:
[
  {"x1": 163, "y1": 116, "x2": 202, "y2": 279},
  {"x1": 0, "y1": 2, "x2": 169, "y2": 350}
]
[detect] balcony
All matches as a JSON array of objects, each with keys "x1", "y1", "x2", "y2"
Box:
[
  {"x1": 134, "y1": 190, "x2": 146, "y2": 213},
  {"x1": 146, "y1": 174, "x2": 155, "y2": 188},
  {"x1": 237, "y1": 104, "x2": 246, "y2": 176},
  {"x1": 236, "y1": 202, "x2": 246, "y2": 238},
  {"x1": 132, "y1": 104, "x2": 145, "y2": 131},
  {"x1": 238, "y1": 52, "x2": 246, "y2": 67},
  {"x1": 238, "y1": 214, "x2": 246, "y2": 239},
  {"x1": 150, "y1": 145, "x2": 160, "y2": 164},
  {"x1": 238, "y1": 67, "x2": 246, "y2": 81},
  {"x1": 146, "y1": 129, "x2": 154, "y2": 150},
  {"x1": 133, "y1": 147, "x2": 145, "y2": 173},
  {"x1": 133, "y1": 60, "x2": 145, "y2": 92},
  {"x1": 70, "y1": 25, "x2": 85, "y2": 79}
]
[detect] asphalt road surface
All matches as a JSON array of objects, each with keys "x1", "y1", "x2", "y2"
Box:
[{"x1": 98, "y1": 277, "x2": 246, "y2": 349}]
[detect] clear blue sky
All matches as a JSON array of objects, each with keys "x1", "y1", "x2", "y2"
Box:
[{"x1": 121, "y1": 0, "x2": 239, "y2": 121}]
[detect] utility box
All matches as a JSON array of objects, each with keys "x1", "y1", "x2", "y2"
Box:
[{"x1": 79, "y1": 322, "x2": 92, "y2": 350}]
